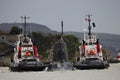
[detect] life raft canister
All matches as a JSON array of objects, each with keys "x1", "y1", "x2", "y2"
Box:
[
  {"x1": 96, "y1": 39, "x2": 101, "y2": 54},
  {"x1": 18, "y1": 45, "x2": 22, "y2": 58},
  {"x1": 33, "y1": 45, "x2": 39, "y2": 58}
]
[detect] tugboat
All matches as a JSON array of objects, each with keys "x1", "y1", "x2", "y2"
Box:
[
  {"x1": 9, "y1": 16, "x2": 47, "y2": 71},
  {"x1": 74, "y1": 15, "x2": 109, "y2": 69},
  {"x1": 48, "y1": 21, "x2": 73, "y2": 71}
]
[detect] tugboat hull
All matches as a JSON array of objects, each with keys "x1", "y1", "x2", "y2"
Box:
[
  {"x1": 9, "y1": 62, "x2": 47, "y2": 71},
  {"x1": 74, "y1": 61, "x2": 109, "y2": 70}
]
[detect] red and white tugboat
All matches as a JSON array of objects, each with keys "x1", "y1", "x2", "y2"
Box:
[
  {"x1": 9, "y1": 16, "x2": 47, "y2": 71},
  {"x1": 74, "y1": 15, "x2": 109, "y2": 69}
]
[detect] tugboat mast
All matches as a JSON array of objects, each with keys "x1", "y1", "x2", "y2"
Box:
[
  {"x1": 86, "y1": 15, "x2": 92, "y2": 37},
  {"x1": 21, "y1": 16, "x2": 30, "y2": 36}
]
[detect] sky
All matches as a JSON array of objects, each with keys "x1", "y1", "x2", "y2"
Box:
[{"x1": 0, "y1": 0, "x2": 120, "y2": 34}]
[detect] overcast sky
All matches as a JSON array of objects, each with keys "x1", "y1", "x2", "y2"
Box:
[{"x1": 0, "y1": 0, "x2": 120, "y2": 34}]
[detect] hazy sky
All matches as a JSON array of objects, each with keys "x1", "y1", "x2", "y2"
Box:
[{"x1": 0, "y1": 0, "x2": 120, "y2": 34}]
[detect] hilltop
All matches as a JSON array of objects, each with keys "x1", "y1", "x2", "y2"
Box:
[{"x1": 0, "y1": 23, "x2": 58, "y2": 34}]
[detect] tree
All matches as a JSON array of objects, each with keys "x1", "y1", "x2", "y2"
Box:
[
  {"x1": 9, "y1": 26, "x2": 21, "y2": 35},
  {"x1": 32, "y1": 32, "x2": 80, "y2": 61},
  {"x1": 64, "y1": 35, "x2": 80, "y2": 60}
]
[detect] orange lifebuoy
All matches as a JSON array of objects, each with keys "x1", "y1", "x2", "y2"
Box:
[
  {"x1": 87, "y1": 49, "x2": 95, "y2": 55},
  {"x1": 24, "y1": 50, "x2": 31, "y2": 57}
]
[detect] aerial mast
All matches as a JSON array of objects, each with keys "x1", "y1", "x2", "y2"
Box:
[
  {"x1": 21, "y1": 16, "x2": 30, "y2": 36},
  {"x1": 87, "y1": 15, "x2": 92, "y2": 36},
  {"x1": 86, "y1": 15, "x2": 96, "y2": 39}
]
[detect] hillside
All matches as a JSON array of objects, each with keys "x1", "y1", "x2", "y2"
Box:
[
  {"x1": 0, "y1": 23, "x2": 58, "y2": 34},
  {"x1": 65, "y1": 32, "x2": 120, "y2": 56},
  {"x1": 0, "y1": 23, "x2": 120, "y2": 57}
]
